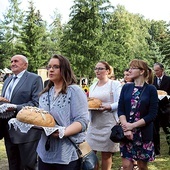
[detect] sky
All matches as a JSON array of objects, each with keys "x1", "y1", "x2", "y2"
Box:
[{"x1": 0, "y1": 0, "x2": 170, "y2": 24}]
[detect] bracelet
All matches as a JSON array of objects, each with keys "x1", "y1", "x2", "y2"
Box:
[{"x1": 59, "y1": 127, "x2": 66, "y2": 139}]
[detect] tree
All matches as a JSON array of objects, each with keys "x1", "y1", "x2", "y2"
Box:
[
  {"x1": 47, "y1": 9, "x2": 63, "y2": 56},
  {"x1": 0, "y1": 30, "x2": 7, "y2": 68},
  {"x1": 60, "y1": 0, "x2": 113, "y2": 79},
  {"x1": 17, "y1": 1, "x2": 48, "y2": 72},
  {"x1": 103, "y1": 5, "x2": 151, "y2": 78},
  {"x1": 0, "y1": 0, "x2": 24, "y2": 68},
  {"x1": 149, "y1": 41, "x2": 162, "y2": 63},
  {"x1": 148, "y1": 20, "x2": 170, "y2": 73},
  {"x1": 160, "y1": 33, "x2": 170, "y2": 74}
]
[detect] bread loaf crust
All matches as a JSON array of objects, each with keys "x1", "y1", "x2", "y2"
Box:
[
  {"x1": 157, "y1": 90, "x2": 167, "y2": 95},
  {"x1": 88, "y1": 97, "x2": 102, "y2": 108},
  {"x1": 16, "y1": 106, "x2": 56, "y2": 127}
]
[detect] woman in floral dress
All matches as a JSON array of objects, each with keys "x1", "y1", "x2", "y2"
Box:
[{"x1": 118, "y1": 59, "x2": 158, "y2": 170}]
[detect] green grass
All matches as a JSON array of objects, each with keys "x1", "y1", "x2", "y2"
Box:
[
  {"x1": 0, "y1": 139, "x2": 6, "y2": 160},
  {"x1": 0, "y1": 129, "x2": 170, "y2": 169}
]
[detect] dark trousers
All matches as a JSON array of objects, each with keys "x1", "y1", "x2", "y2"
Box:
[
  {"x1": 153, "y1": 114, "x2": 170, "y2": 155},
  {"x1": 153, "y1": 116, "x2": 160, "y2": 155},
  {"x1": 38, "y1": 157, "x2": 81, "y2": 170},
  {"x1": 4, "y1": 136, "x2": 39, "y2": 170}
]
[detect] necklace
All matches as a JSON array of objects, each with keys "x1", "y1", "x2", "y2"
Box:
[
  {"x1": 52, "y1": 89, "x2": 59, "y2": 101},
  {"x1": 53, "y1": 92, "x2": 57, "y2": 100}
]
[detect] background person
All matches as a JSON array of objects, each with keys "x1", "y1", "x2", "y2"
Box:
[
  {"x1": 3, "y1": 73, "x2": 11, "y2": 82},
  {"x1": 44, "y1": 79, "x2": 49, "y2": 88},
  {"x1": 0, "y1": 54, "x2": 43, "y2": 170},
  {"x1": 86, "y1": 61, "x2": 122, "y2": 170},
  {"x1": 37, "y1": 54, "x2": 89, "y2": 170},
  {"x1": 118, "y1": 59, "x2": 158, "y2": 170},
  {"x1": 153, "y1": 62, "x2": 170, "y2": 156},
  {"x1": 123, "y1": 68, "x2": 133, "y2": 84}
]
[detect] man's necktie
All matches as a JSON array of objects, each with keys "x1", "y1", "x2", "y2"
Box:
[
  {"x1": 5, "y1": 76, "x2": 17, "y2": 100},
  {"x1": 158, "y1": 78, "x2": 161, "y2": 88}
]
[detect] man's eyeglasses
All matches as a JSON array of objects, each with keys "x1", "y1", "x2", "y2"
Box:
[
  {"x1": 94, "y1": 67, "x2": 106, "y2": 71},
  {"x1": 46, "y1": 65, "x2": 60, "y2": 70}
]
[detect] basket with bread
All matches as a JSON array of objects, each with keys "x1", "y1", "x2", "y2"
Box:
[
  {"x1": 157, "y1": 90, "x2": 170, "y2": 100},
  {"x1": 8, "y1": 106, "x2": 59, "y2": 136}
]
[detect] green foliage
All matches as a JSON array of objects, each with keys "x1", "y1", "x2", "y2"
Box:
[
  {"x1": 147, "y1": 20, "x2": 170, "y2": 73},
  {"x1": 60, "y1": 0, "x2": 114, "y2": 78},
  {"x1": 159, "y1": 32, "x2": 170, "y2": 74},
  {"x1": 103, "y1": 5, "x2": 151, "y2": 77},
  {"x1": 17, "y1": 1, "x2": 49, "y2": 72},
  {"x1": 0, "y1": 0, "x2": 170, "y2": 78},
  {"x1": 47, "y1": 9, "x2": 63, "y2": 56},
  {"x1": 0, "y1": 0, "x2": 24, "y2": 68}
]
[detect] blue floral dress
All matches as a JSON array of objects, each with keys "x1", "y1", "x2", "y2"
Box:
[{"x1": 120, "y1": 86, "x2": 155, "y2": 162}]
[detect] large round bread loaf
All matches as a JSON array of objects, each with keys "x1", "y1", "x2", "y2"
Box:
[
  {"x1": 88, "y1": 97, "x2": 102, "y2": 108},
  {"x1": 157, "y1": 90, "x2": 167, "y2": 96},
  {"x1": 16, "y1": 106, "x2": 56, "y2": 127}
]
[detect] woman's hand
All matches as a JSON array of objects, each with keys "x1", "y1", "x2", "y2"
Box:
[
  {"x1": 122, "y1": 122, "x2": 134, "y2": 131},
  {"x1": 124, "y1": 130, "x2": 133, "y2": 140},
  {"x1": 100, "y1": 104, "x2": 111, "y2": 111}
]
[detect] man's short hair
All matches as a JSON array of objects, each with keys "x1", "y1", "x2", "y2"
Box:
[{"x1": 154, "y1": 62, "x2": 164, "y2": 69}]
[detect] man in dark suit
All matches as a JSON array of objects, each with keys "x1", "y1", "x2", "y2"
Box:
[
  {"x1": 153, "y1": 62, "x2": 170, "y2": 156},
  {"x1": 44, "y1": 79, "x2": 49, "y2": 88},
  {"x1": 0, "y1": 55, "x2": 43, "y2": 170}
]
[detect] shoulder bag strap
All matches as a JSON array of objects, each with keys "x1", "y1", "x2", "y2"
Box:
[{"x1": 110, "y1": 80, "x2": 114, "y2": 102}]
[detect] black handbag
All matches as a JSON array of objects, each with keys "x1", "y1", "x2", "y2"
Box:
[
  {"x1": 78, "y1": 141, "x2": 98, "y2": 170},
  {"x1": 68, "y1": 140, "x2": 98, "y2": 170},
  {"x1": 109, "y1": 113, "x2": 127, "y2": 143},
  {"x1": 110, "y1": 124, "x2": 128, "y2": 143},
  {"x1": 81, "y1": 150, "x2": 98, "y2": 170}
]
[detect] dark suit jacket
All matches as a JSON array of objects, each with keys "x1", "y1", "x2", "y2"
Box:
[
  {"x1": 118, "y1": 83, "x2": 158, "y2": 141},
  {"x1": 153, "y1": 75, "x2": 170, "y2": 95},
  {"x1": 1, "y1": 71, "x2": 43, "y2": 143},
  {"x1": 153, "y1": 75, "x2": 170, "y2": 126},
  {"x1": 44, "y1": 79, "x2": 49, "y2": 88}
]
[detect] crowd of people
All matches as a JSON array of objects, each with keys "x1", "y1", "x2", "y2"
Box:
[{"x1": 0, "y1": 54, "x2": 169, "y2": 170}]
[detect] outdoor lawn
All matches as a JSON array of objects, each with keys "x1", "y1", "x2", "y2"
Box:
[{"x1": 0, "y1": 128, "x2": 170, "y2": 170}]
